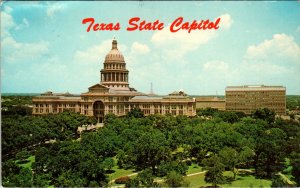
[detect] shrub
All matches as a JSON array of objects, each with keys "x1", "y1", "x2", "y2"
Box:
[{"x1": 115, "y1": 176, "x2": 131, "y2": 184}]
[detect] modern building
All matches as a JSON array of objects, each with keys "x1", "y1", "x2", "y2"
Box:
[
  {"x1": 32, "y1": 39, "x2": 196, "y2": 121},
  {"x1": 196, "y1": 97, "x2": 225, "y2": 111},
  {"x1": 225, "y1": 85, "x2": 286, "y2": 115}
]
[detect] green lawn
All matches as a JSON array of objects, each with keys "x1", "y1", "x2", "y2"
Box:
[
  {"x1": 184, "y1": 172, "x2": 210, "y2": 187},
  {"x1": 16, "y1": 155, "x2": 35, "y2": 169},
  {"x1": 184, "y1": 170, "x2": 272, "y2": 187},
  {"x1": 108, "y1": 167, "x2": 136, "y2": 181},
  {"x1": 187, "y1": 163, "x2": 203, "y2": 175},
  {"x1": 222, "y1": 171, "x2": 272, "y2": 187}
]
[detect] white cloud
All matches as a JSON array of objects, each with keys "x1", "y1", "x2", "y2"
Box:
[
  {"x1": 231, "y1": 33, "x2": 300, "y2": 89},
  {"x1": 2, "y1": 37, "x2": 49, "y2": 63},
  {"x1": 46, "y1": 3, "x2": 64, "y2": 17},
  {"x1": 203, "y1": 61, "x2": 229, "y2": 72},
  {"x1": 130, "y1": 42, "x2": 150, "y2": 55},
  {"x1": 1, "y1": 8, "x2": 49, "y2": 64},
  {"x1": 219, "y1": 14, "x2": 233, "y2": 30},
  {"x1": 151, "y1": 25, "x2": 217, "y2": 59},
  {"x1": 1, "y1": 11, "x2": 16, "y2": 38},
  {"x1": 73, "y1": 40, "x2": 127, "y2": 64},
  {"x1": 245, "y1": 34, "x2": 300, "y2": 65}
]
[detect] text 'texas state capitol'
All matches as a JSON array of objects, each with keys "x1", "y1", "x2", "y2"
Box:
[{"x1": 32, "y1": 39, "x2": 286, "y2": 121}]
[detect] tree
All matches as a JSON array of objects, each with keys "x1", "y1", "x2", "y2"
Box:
[
  {"x1": 104, "y1": 113, "x2": 118, "y2": 124},
  {"x1": 197, "y1": 107, "x2": 218, "y2": 117},
  {"x1": 219, "y1": 147, "x2": 238, "y2": 179},
  {"x1": 33, "y1": 140, "x2": 108, "y2": 187},
  {"x1": 103, "y1": 157, "x2": 115, "y2": 172},
  {"x1": 291, "y1": 153, "x2": 300, "y2": 186},
  {"x1": 252, "y1": 108, "x2": 275, "y2": 124},
  {"x1": 165, "y1": 170, "x2": 189, "y2": 187},
  {"x1": 126, "y1": 107, "x2": 144, "y2": 118},
  {"x1": 137, "y1": 169, "x2": 155, "y2": 187},
  {"x1": 157, "y1": 161, "x2": 188, "y2": 177},
  {"x1": 16, "y1": 150, "x2": 31, "y2": 161},
  {"x1": 127, "y1": 129, "x2": 171, "y2": 174},
  {"x1": 254, "y1": 128, "x2": 287, "y2": 178},
  {"x1": 57, "y1": 170, "x2": 86, "y2": 187},
  {"x1": 203, "y1": 155, "x2": 225, "y2": 188},
  {"x1": 2, "y1": 168, "x2": 33, "y2": 187},
  {"x1": 214, "y1": 111, "x2": 240, "y2": 123}
]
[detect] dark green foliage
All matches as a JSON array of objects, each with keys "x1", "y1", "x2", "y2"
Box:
[
  {"x1": 136, "y1": 169, "x2": 155, "y2": 187},
  {"x1": 2, "y1": 100, "x2": 300, "y2": 187},
  {"x1": 215, "y1": 111, "x2": 240, "y2": 123},
  {"x1": 2, "y1": 95, "x2": 33, "y2": 107},
  {"x1": 2, "y1": 105, "x2": 32, "y2": 116},
  {"x1": 128, "y1": 128, "x2": 171, "y2": 174},
  {"x1": 157, "y1": 161, "x2": 188, "y2": 177},
  {"x1": 219, "y1": 147, "x2": 238, "y2": 179},
  {"x1": 197, "y1": 107, "x2": 218, "y2": 116},
  {"x1": 33, "y1": 141, "x2": 108, "y2": 187},
  {"x1": 165, "y1": 170, "x2": 189, "y2": 187},
  {"x1": 126, "y1": 107, "x2": 144, "y2": 118},
  {"x1": 203, "y1": 155, "x2": 225, "y2": 187},
  {"x1": 2, "y1": 111, "x2": 94, "y2": 156},
  {"x1": 252, "y1": 108, "x2": 275, "y2": 124},
  {"x1": 125, "y1": 178, "x2": 140, "y2": 188},
  {"x1": 16, "y1": 150, "x2": 31, "y2": 161},
  {"x1": 286, "y1": 95, "x2": 300, "y2": 110},
  {"x1": 291, "y1": 153, "x2": 300, "y2": 186},
  {"x1": 254, "y1": 128, "x2": 287, "y2": 178},
  {"x1": 103, "y1": 157, "x2": 115, "y2": 171},
  {"x1": 271, "y1": 175, "x2": 290, "y2": 187},
  {"x1": 2, "y1": 159, "x2": 21, "y2": 179},
  {"x1": 2, "y1": 167, "x2": 33, "y2": 187}
]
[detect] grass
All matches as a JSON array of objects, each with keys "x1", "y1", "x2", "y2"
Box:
[
  {"x1": 222, "y1": 171, "x2": 272, "y2": 187},
  {"x1": 184, "y1": 172, "x2": 210, "y2": 187},
  {"x1": 187, "y1": 163, "x2": 203, "y2": 175},
  {"x1": 108, "y1": 158, "x2": 138, "y2": 182},
  {"x1": 108, "y1": 166, "x2": 136, "y2": 181},
  {"x1": 108, "y1": 167, "x2": 137, "y2": 186},
  {"x1": 184, "y1": 170, "x2": 272, "y2": 187},
  {"x1": 16, "y1": 155, "x2": 35, "y2": 169}
]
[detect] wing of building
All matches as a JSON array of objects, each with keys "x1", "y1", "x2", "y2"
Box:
[
  {"x1": 32, "y1": 39, "x2": 196, "y2": 121},
  {"x1": 225, "y1": 85, "x2": 286, "y2": 115}
]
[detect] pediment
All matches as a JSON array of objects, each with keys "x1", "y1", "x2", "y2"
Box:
[{"x1": 88, "y1": 84, "x2": 109, "y2": 93}]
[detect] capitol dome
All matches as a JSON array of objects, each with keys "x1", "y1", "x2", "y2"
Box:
[{"x1": 105, "y1": 39, "x2": 125, "y2": 63}]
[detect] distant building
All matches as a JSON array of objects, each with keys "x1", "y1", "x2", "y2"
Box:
[
  {"x1": 32, "y1": 39, "x2": 196, "y2": 122},
  {"x1": 225, "y1": 85, "x2": 286, "y2": 115},
  {"x1": 196, "y1": 97, "x2": 225, "y2": 110}
]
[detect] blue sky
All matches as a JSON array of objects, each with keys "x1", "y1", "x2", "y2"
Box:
[{"x1": 1, "y1": 1, "x2": 300, "y2": 95}]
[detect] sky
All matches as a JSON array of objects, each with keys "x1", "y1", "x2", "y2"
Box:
[{"x1": 1, "y1": 1, "x2": 300, "y2": 95}]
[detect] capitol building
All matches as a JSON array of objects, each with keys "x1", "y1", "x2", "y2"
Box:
[{"x1": 32, "y1": 39, "x2": 197, "y2": 122}]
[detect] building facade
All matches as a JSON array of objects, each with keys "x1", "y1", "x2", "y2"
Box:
[
  {"x1": 32, "y1": 39, "x2": 196, "y2": 121},
  {"x1": 225, "y1": 85, "x2": 286, "y2": 115},
  {"x1": 196, "y1": 97, "x2": 225, "y2": 111}
]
